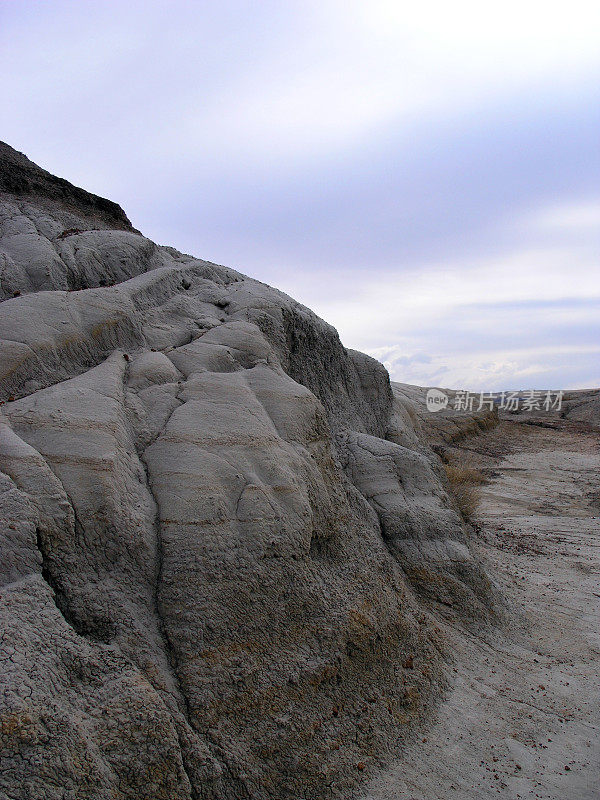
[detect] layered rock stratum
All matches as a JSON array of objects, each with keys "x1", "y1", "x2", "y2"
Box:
[{"x1": 0, "y1": 143, "x2": 499, "y2": 799}]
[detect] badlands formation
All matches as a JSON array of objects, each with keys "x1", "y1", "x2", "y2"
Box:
[{"x1": 0, "y1": 143, "x2": 597, "y2": 799}]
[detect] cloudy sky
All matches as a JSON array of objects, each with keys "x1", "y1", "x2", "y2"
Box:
[{"x1": 1, "y1": 1, "x2": 599, "y2": 390}]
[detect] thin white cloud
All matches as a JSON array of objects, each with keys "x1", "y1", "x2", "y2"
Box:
[
  {"x1": 371, "y1": 344, "x2": 600, "y2": 392},
  {"x1": 151, "y1": 0, "x2": 600, "y2": 164},
  {"x1": 293, "y1": 243, "x2": 599, "y2": 348},
  {"x1": 527, "y1": 199, "x2": 600, "y2": 230}
]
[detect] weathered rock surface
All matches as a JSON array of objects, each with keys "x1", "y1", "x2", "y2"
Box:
[{"x1": 0, "y1": 143, "x2": 495, "y2": 799}]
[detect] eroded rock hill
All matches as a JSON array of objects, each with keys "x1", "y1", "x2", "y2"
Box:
[{"x1": 0, "y1": 143, "x2": 496, "y2": 800}]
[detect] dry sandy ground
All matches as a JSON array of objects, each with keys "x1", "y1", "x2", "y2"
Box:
[{"x1": 361, "y1": 419, "x2": 599, "y2": 800}]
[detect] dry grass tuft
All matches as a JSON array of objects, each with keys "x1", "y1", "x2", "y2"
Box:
[
  {"x1": 444, "y1": 465, "x2": 487, "y2": 486},
  {"x1": 444, "y1": 464, "x2": 487, "y2": 521}
]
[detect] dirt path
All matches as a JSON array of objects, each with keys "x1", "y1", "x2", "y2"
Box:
[{"x1": 361, "y1": 419, "x2": 600, "y2": 800}]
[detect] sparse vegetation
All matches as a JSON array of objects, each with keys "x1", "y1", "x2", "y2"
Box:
[
  {"x1": 444, "y1": 464, "x2": 487, "y2": 521},
  {"x1": 444, "y1": 465, "x2": 487, "y2": 486}
]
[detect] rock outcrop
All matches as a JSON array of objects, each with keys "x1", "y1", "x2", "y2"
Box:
[{"x1": 0, "y1": 143, "x2": 495, "y2": 799}]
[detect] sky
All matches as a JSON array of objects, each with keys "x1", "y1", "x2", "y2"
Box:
[{"x1": 1, "y1": 0, "x2": 599, "y2": 391}]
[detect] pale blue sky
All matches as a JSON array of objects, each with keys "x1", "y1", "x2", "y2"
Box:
[{"x1": 1, "y1": 0, "x2": 599, "y2": 390}]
